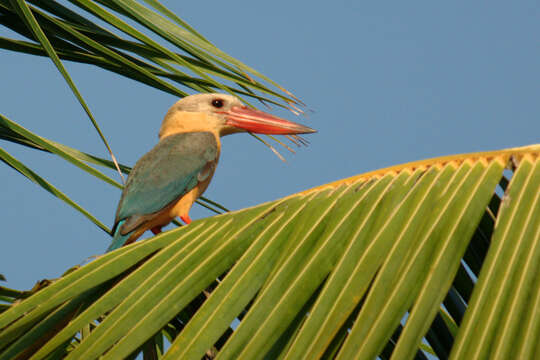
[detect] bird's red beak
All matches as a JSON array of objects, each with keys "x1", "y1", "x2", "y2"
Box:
[{"x1": 222, "y1": 106, "x2": 316, "y2": 135}]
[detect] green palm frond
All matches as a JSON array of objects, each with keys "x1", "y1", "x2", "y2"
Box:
[
  {"x1": 0, "y1": 0, "x2": 298, "y2": 106},
  {"x1": 1, "y1": 144, "x2": 538, "y2": 359}
]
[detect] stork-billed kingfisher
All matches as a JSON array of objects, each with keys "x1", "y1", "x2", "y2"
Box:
[{"x1": 108, "y1": 93, "x2": 315, "y2": 252}]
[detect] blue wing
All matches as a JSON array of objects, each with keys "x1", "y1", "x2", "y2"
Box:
[
  {"x1": 108, "y1": 220, "x2": 132, "y2": 252},
  {"x1": 113, "y1": 131, "x2": 218, "y2": 238}
]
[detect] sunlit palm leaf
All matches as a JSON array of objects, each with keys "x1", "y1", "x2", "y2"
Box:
[{"x1": 0, "y1": 145, "x2": 537, "y2": 359}]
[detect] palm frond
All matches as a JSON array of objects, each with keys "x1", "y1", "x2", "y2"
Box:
[
  {"x1": 0, "y1": 0, "x2": 299, "y2": 105},
  {"x1": 1, "y1": 144, "x2": 537, "y2": 359}
]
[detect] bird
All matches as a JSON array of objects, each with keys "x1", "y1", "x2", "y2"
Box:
[{"x1": 107, "y1": 93, "x2": 316, "y2": 252}]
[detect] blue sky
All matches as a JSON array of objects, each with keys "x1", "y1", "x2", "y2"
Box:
[{"x1": 1, "y1": 1, "x2": 539, "y2": 290}]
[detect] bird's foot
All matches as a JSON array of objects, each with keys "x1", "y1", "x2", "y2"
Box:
[
  {"x1": 151, "y1": 226, "x2": 162, "y2": 235},
  {"x1": 180, "y1": 215, "x2": 192, "y2": 224}
]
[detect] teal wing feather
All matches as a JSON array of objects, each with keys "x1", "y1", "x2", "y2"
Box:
[
  {"x1": 109, "y1": 132, "x2": 218, "y2": 250},
  {"x1": 107, "y1": 220, "x2": 131, "y2": 252}
]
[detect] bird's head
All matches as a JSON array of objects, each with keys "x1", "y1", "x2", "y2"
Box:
[{"x1": 159, "y1": 93, "x2": 315, "y2": 139}]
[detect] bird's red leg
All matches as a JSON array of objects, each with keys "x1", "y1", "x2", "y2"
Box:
[
  {"x1": 151, "y1": 226, "x2": 162, "y2": 235},
  {"x1": 180, "y1": 214, "x2": 192, "y2": 224}
]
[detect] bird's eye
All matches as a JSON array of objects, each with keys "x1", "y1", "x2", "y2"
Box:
[{"x1": 211, "y1": 99, "x2": 224, "y2": 108}]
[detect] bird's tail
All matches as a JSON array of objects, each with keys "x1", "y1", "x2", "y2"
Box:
[{"x1": 107, "y1": 220, "x2": 132, "y2": 252}]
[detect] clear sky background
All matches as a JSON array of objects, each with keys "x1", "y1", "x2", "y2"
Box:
[{"x1": 1, "y1": 1, "x2": 539, "y2": 290}]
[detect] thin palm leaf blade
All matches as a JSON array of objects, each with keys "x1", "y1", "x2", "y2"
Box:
[{"x1": 450, "y1": 154, "x2": 540, "y2": 359}]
